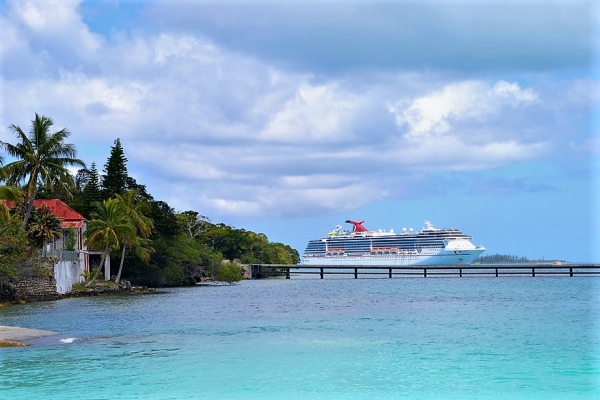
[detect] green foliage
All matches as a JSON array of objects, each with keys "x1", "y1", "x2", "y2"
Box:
[
  {"x1": 81, "y1": 267, "x2": 103, "y2": 282},
  {"x1": 85, "y1": 199, "x2": 135, "y2": 252},
  {"x1": 1, "y1": 113, "x2": 85, "y2": 227},
  {"x1": 0, "y1": 185, "x2": 21, "y2": 221},
  {"x1": 177, "y1": 211, "x2": 211, "y2": 240},
  {"x1": 26, "y1": 204, "x2": 62, "y2": 248},
  {"x1": 474, "y1": 254, "x2": 529, "y2": 264},
  {"x1": 64, "y1": 227, "x2": 77, "y2": 251},
  {"x1": 114, "y1": 189, "x2": 154, "y2": 283},
  {"x1": 148, "y1": 201, "x2": 180, "y2": 238},
  {"x1": 0, "y1": 184, "x2": 21, "y2": 204},
  {"x1": 0, "y1": 219, "x2": 32, "y2": 280},
  {"x1": 84, "y1": 198, "x2": 136, "y2": 286},
  {"x1": 201, "y1": 224, "x2": 299, "y2": 265},
  {"x1": 102, "y1": 138, "x2": 128, "y2": 198},
  {"x1": 269, "y1": 243, "x2": 300, "y2": 264},
  {"x1": 82, "y1": 162, "x2": 102, "y2": 218},
  {"x1": 71, "y1": 282, "x2": 87, "y2": 291},
  {"x1": 2, "y1": 122, "x2": 301, "y2": 287},
  {"x1": 214, "y1": 260, "x2": 243, "y2": 283}
]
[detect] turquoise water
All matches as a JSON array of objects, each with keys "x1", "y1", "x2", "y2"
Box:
[{"x1": 1, "y1": 277, "x2": 599, "y2": 399}]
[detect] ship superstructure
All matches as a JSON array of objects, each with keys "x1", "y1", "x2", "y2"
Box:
[{"x1": 302, "y1": 220, "x2": 485, "y2": 266}]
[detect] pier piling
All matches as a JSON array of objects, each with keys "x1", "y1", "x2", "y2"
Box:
[{"x1": 249, "y1": 264, "x2": 600, "y2": 279}]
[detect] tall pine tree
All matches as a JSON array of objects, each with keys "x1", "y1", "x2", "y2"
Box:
[
  {"x1": 102, "y1": 138, "x2": 128, "y2": 199},
  {"x1": 82, "y1": 162, "x2": 102, "y2": 218}
]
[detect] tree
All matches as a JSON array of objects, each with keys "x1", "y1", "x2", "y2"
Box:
[
  {"x1": 74, "y1": 167, "x2": 90, "y2": 194},
  {"x1": 82, "y1": 162, "x2": 102, "y2": 218},
  {"x1": 67, "y1": 167, "x2": 90, "y2": 215},
  {"x1": 84, "y1": 198, "x2": 136, "y2": 287},
  {"x1": 148, "y1": 200, "x2": 180, "y2": 238},
  {"x1": 125, "y1": 177, "x2": 153, "y2": 202},
  {"x1": 63, "y1": 227, "x2": 77, "y2": 251},
  {"x1": 114, "y1": 189, "x2": 154, "y2": 283},
  {"x1": 0, "y1": 219, "x2": 31, "y2": 280},
  {"x1": 0, "y1": 156, "x2": 21, "y2": 220},
  {"x1": 102, "y1": 138, "x2": 128, "y2": 199},
  {"x1": 0, "y1": 113, "x2": 85, "y2": 228},
  {"x1": 177, "y1": 211, "x2": 211, "y2": 240},
  {"x1": 26, "y1": 204, "x2": 62, "y2": 249},
  {"x1": 214, "y1": 260, "x2": 243, "y2": 283},
  {"x1": 0, "y1": 155, "x2": 21, "y2": 212}
]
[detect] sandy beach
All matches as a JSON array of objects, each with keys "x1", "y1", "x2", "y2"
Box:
[{"x1": 0, "y1": 325, "x2": 58, "y2": 347}]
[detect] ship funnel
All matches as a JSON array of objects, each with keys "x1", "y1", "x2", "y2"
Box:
[{"x1": 345, "y1": 220, "x2": 369, "y2": 233}]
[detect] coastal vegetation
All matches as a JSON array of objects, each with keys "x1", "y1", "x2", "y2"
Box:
[
  {"x1": 474, "y1": 254, "x2": 530, "y2": 264},
  {"x1": 0, "y1": 114, "x2": 299, "y2": 288},
  {"x1": 1, "y1": 114, "x2": 85, "y2": 228},
  {"x1": 474, "y1": 254, "x2": 563, "y2": 264}
]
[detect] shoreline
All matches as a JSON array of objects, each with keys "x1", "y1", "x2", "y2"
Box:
[{"x1": 0, "y1": 325, "x2": 58, "y2": 347}]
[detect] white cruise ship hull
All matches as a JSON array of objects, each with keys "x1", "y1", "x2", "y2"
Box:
[
  {"x1": 303, "y1": 220, "x2": 486, "y2": 267},
  {"x1": 303, "y1": 248, "x2": 485, "y2": 266}
]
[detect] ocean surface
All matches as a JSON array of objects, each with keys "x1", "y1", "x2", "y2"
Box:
[{"x1": 1, "y1": 276, "x2": 599, "y2": 399}]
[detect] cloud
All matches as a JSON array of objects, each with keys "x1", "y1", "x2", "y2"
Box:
[
  {"x1": 384, "y1": 80, "x2": 549, "y2": 171},
  {"x1": 259, "y1": 83, "x2": 364, "y2": 143},
  {"x1": 144, "y1": 1, "x2": 595, "y2": 74},
  {"x1": 1, "y1": 0, "x2": 103, "y2": 75},
  {"x1": 0, "y1": 0, "x2": 595, "y2": 222},
  {"x1": 392, "y1": 80, "x2": 537, "y2": 142}
]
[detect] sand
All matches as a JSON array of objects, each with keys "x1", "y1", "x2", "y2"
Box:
[{"x1": 0, "y1": 325, "x2": 58, "y2": 347}]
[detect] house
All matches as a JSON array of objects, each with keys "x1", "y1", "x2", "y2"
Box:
[
  {"x1": 34, "y1": 199, "x2": 86, "y2": 253},
  {"x1": 2, "y1": 199, "x2": 99, "y2": 293}
]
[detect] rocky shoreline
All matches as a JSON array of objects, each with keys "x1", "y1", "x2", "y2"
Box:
[
  {"x1": 63, "y1": 285, "x2": 156, "y2": 298},
  {"x1": 1, "y1": 276, "x2": 156, "y2": 304}
]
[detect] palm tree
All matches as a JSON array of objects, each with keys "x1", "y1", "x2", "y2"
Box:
[
  {"x1": 1, "y1": 113, "x2": 85, "y2": 228},
  {"x1": 114, "y1": 189, "x2": 154, "y2": 283},
  {"x1": 84, "y1": 198, "x2": 136, "y2": 287},
  {"x1": 0, "y1": 155, "x2": 21, "y2": 221},
  {"x1": 26, "y1": 204, "x2": 62, "y2": 251}
]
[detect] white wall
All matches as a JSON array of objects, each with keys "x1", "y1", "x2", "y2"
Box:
[{"x1": 54, "y1": 260, "x2": 85, "y2": 294}]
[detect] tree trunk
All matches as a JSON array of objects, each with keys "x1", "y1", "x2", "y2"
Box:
[
  {"x1": 86, "y1": 244, "x2": 108, "y2": 287},
  {"x1": 115, "y1": 243, "x2": 127, "y2": 284},
  {"x1": 22, "y1": 184, "x2": 38, "y2": 229}
]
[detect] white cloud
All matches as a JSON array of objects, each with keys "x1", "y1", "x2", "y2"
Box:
[
  {"x1": 169, "y1": 180, "x2": 387, "y2": 219},
  {"x1": 152, "y1": 34, "x2": 218, "y2": 65},
  {"x1": 8, "y1": 0, "x2": 103, "y2": 61},
  {"x1": 392, "y1": 80, "x2": 538, "y2": 142},
  {"x1": 260, "y1": 83, "x2": 362, "y2": 143},
  {"x1": 0, "y1": 0, "x2": 593, "y2": 221}
]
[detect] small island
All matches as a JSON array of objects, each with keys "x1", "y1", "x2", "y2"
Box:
[{"x1": 473, "y1": 254, "x2": 566, "y2": 264}]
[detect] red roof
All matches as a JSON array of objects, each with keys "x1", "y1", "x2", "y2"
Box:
[{"x1": 2, "y1": 199, "x2": 86, "y2": 229}]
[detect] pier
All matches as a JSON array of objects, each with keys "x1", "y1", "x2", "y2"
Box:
[{"x1": 249, "y1": 264, "x2": 600, "y2": 279}]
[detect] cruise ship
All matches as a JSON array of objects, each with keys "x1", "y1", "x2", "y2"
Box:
[{"x1": 302, "y1": 220, "x2": 485, "y2": 266}]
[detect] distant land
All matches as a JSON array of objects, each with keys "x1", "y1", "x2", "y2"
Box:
[{"x1": 474, "y1": 254, "x2": 565, "y2": 264}]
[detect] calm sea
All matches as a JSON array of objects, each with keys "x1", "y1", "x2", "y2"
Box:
[{"x1": 1, "y1": 276, "x2": 599, "y2": 399}]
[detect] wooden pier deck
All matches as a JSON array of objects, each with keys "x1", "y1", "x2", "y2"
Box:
[{"x1": 249, "y1": 264, "x2": 600, "y2": 279}]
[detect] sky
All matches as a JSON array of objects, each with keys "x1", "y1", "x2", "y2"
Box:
[{"x1": 0, "y1": 0, "x2": 598, "y2": 262}]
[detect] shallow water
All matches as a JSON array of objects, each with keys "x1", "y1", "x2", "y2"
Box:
[{"x1": 1, "y1": 276, "x2": 599, "y2": 399}]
